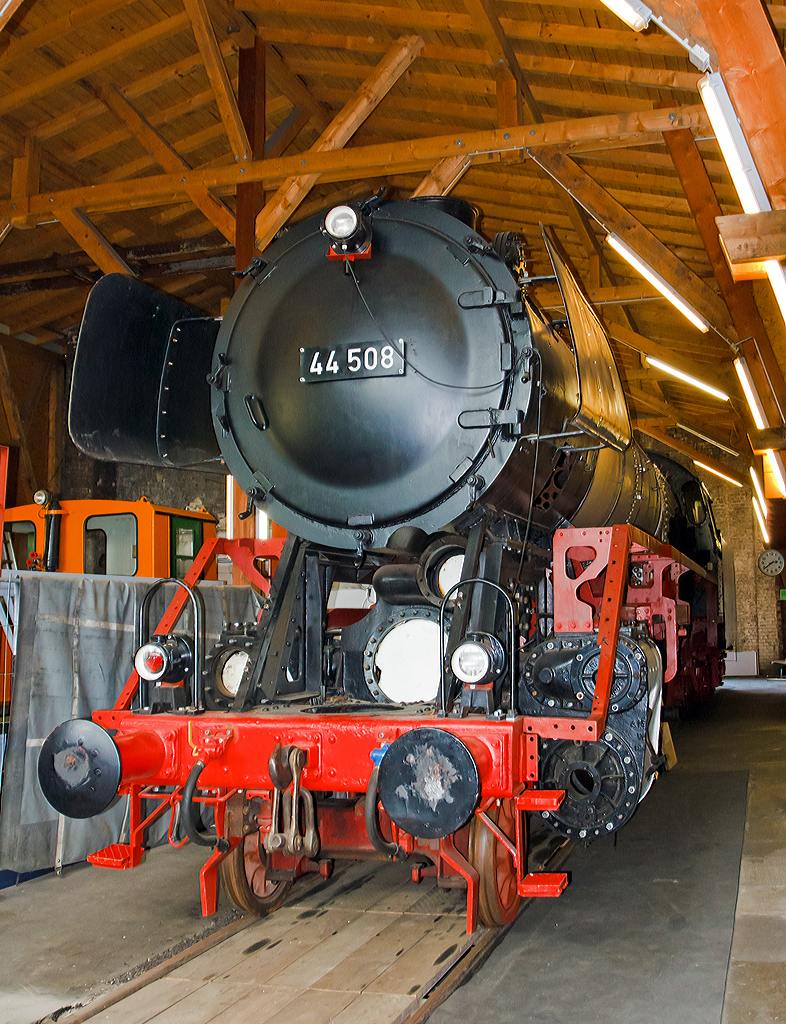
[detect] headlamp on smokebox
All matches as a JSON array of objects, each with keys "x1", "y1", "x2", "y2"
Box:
[{"x1": 322, "y1": 204, "x2": 372, "y2": 259}]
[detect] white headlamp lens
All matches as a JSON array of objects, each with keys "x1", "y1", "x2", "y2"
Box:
[
  {"x1": 135, "y1": 643, "x2": 167, "y2": 681},
  {"x1": 324, "y1": 205, "x2": 358, "y2": 240},
  {"x1": 451, "y1": 642, "x2": 490, "y2": 683}
]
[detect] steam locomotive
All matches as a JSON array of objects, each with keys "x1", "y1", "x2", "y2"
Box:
[{"x1": 38, "y1": 196, "x2": 723, "y2": 931}]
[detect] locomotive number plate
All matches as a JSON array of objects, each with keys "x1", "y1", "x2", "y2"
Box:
[{"x1": 299, "y1": 341, "x2": 405, "y2": 383}]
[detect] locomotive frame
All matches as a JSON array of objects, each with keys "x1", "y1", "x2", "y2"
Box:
[{"x1": 43, "y1": 517, "x2": 718, "y2": 934}]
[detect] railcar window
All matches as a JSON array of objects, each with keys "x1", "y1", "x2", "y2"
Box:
[
  {"x1": 170, "y1": 516, "x2": 203, "y2": 580},
  {"x1": 84, "y1": 514, "x2": 138, "y2": 576},
  {"x1": 1, "y1": 521, "x2": 36, "y2": 570}
]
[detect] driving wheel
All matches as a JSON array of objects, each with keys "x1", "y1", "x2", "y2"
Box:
[
  {"x1": 218, "y1": 833, "x2": 292, "y2": 915},
  {"x1": 468, "y1": 799, "x2": 522, "y2": 927}
]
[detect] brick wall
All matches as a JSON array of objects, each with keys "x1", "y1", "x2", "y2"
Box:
[{"x1": 644, "y1": 435, "x2": 782, "y2": 674}]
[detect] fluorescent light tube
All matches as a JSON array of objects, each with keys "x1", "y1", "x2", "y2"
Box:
[
  {"x1": 606, "y1": 233, "x2": 710, "y2": 332},
  {"x1": 598, "y1": 0, "x2": 652, "y2": 31},
  {"x1": 677, "y1": 423, "x2": 739, "y2": 458},
  {"x1": 699, "y1": 73, "x2": 786, "y2": 334},
  {"x1": 698, "y1": 73, "x2": 770, "y2": 216},
  {"x1": 753, "y1": 496, "x2": 770, "y2": 544},
  {"x1": 734, "y1": 357, "x2": 768, "y2": 430},
  {"x1": 750, "y1": 466, "x2": 767, "y2": 517},
  {"x1": 645, "y1": 356, "x2": 729, "y2": 401},
  {"x1": 693, "y1": 461, "x2": 743, "y2": 488}
]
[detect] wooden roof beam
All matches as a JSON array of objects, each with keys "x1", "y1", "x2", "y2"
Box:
[
  {"x1": 696, "y1": 0, "x2": 786, "y2": 210},
  {"x1": 637, "y1": 423, "x2": 747, "y2": 486},
  {"x1": 237, "y1": 2, "x2": 695, "y2": 60},
  {"x1": 0, "y1": 12, "x2": 190, "y2": 118},
  {"x1": 255, "y1": 34, "x2": 424, "y2": 251},
  {"x1": 411, "y1": 156, "x2": 473, "y2": 198},
  {"x1": 265, "y1": 44, "x2": 332, "y2": 133},
  {"x1": 604, "y1": 319, "x2": 735, "y2": 396},
  {"x1": 0, "y1": 0, "x2": 26, "y2": 35},
  {"x1": 494, "y1": 65, "x2": 522, "y2": 131},
  {"x1": 0, "y1": 0, "x2": 131, "y2": 67},
  {"x1": 463, "y1": 0, "x2": 543, "y2": 124},
  {"x1": 56, "y1": 209, "x2": 136, "y2": 277},
  {"x1": 527, "y1": 146, "x2": 735, "y2": 342},
  {"x1": 717, "y1": 210, "x2": 786, "y2": 264},
  {"x1": 99, "y1": 87, "x2": 236, "y2": 244},
  {"x1": 0, "y1": 104, "x2": 710, "y2": 224},
  {"x1": 663, "y1": 126, "x2": 786, "y2": 427},
  {"x1": 184, "y1": 0, "x2": 251, "y2": 161}
]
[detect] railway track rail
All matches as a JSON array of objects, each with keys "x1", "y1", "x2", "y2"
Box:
[{"x1": 42, "y1": 834, "x2": 571, "y2": 1024}]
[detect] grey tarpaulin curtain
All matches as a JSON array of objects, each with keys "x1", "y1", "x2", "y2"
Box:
[{"x1": 0, "y1": 571, "x2": 261, "y2": 873}]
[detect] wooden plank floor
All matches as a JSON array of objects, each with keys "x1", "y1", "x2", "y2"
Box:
[{"x1": 82, "y1": 860, "x2": 481, "y2": 1024}]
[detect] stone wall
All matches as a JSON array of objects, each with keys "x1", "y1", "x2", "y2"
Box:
[{"x1": 643, "y1": 434, "x2": 782, "y2": 675}]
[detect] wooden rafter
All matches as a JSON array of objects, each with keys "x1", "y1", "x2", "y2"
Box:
[
  {"x1": 56, "y1": 209, "x2": 136, "y2": 277},
  {"x1": 527, "y1": 146, "x2": 735, "y2": 341},
  {"x1": 99, "y1": 87, "x2": 236, "y2": 244},
  {"x1": 0, "y1": 12, "x2": 190, "y2": 118},
  {"x1": 0, "y1": 0, "x2": 26, "y2": 35},
  {"x1": 494, "y1": 66, "x2": 522, "y2": 131},
  {"x1": 696, "y1": 0, "x2": 786, "y2": 210},
  {"x1": 254, "y1": 35, "x2": 424, "y2": 250},
  {"x1": 463, "y1": 0, "x2": 543, "y2": 124},
  {"x1": 605, "y1": 319, "x2": 734, "y2": 395},
  {"x1": 0, "y1": 0, "x2": 130, "y2": 66},
  {"x1": 265, "y1": 44, "x2": 331, "y2": 133},
  {"x1": 716, "y1": 211, "x2": 786, "y2": 264},
  {"x1": 184, "y1": 0, "x2": 251, "y2": 161},
  {"x1": 236, "y1": 2, "x2": 696, "y2": 61},
  {"x1": 638, "y1": 424, "x2": 747, "y2": 486},
  {"x1": 0, "y1": 104, "x2": 710, "y2": 226},
  {"x1": 663, "y1": 127, "x2": 786, "y2": 427},
  {"x1": 411, "y1": 156, "x2": 472, "y2": 198}
]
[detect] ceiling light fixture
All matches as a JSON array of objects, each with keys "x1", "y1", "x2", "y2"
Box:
[
  {"x1": 767, "y1": 449, "x2": 786, "y2": 498},
  {"x1": 599, "y1": 0, "x2": 652, "y2": 31},
  {"x1": 597, "y1": 1, "x2": 710, "y2": 68},
  {"x1": 693, "y1": 461, "x2": 744, "y2": 488},
  {"x1": 752, "y1": 497, "x2": 770, "y2": 545},
  {"x1": 750, "y1": 467, "x2": 767, "y2": 517},
  {"x1": 606, "y1": 234, "x2": 710, "y2": 332},
  {"x1": 676, "y1": 423, "x2": 739, "y2": 458},
  {"x1": 645, "y1": 357, "x2": 728, "y2": 401},
  {"x1": 698, "y1": 71, "x2": 786, "y2": 335},
  {"x1": 734, "y1": 356, "x2": 767, "y2": 430}
]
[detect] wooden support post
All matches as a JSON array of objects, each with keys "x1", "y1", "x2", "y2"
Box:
[
  {"x1": 0, "y1": 345, "x2": 38, "y2": 501},
  {"x1": 233, "y1": 36, "x2": 266, "y2": 581},
  {"x1": 10, "y1": 137, "x2": 39, "y2": 227}
]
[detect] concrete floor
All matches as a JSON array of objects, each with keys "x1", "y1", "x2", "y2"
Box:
[
  {"x1": 1, "y1": 677, "x2": 784, "y2": 1024},
  {"x1": 682, "y1": 678, "x2": 786, "y2": 1023},
  {"x1": 0, "y1": 843, "x2": 243, "y2": 1024},
  {"x1": 432, "y1": 677, "x2": 786, "y2": 1024}
]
